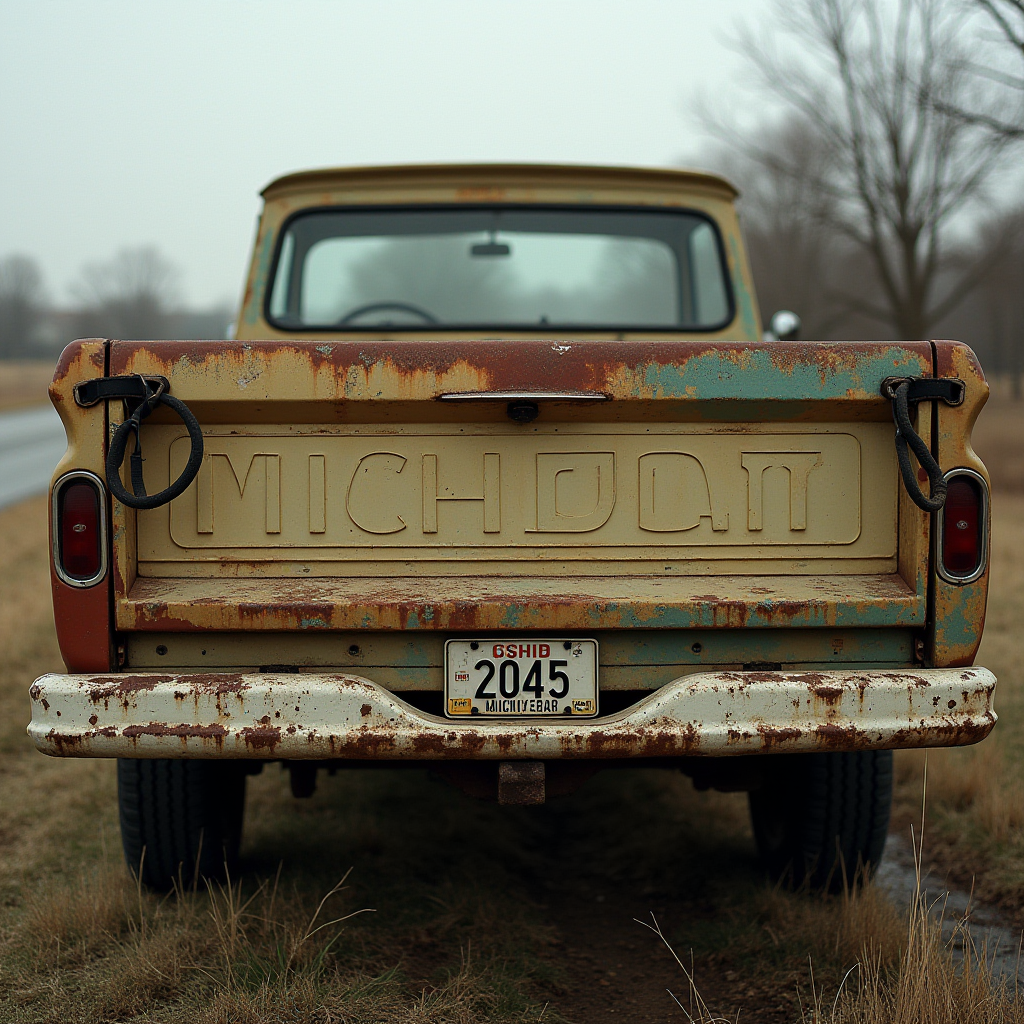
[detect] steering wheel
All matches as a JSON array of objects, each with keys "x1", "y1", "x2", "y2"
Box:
[{"x1": 337, "y1": 301, "x2": 439, "y2": 325}]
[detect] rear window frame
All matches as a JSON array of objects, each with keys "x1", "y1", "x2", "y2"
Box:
[{"x1": 262, "y1": 203, "x2": 736, "y2": 334}]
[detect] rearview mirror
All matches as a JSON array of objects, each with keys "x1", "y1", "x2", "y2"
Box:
[
  {"x1": 470, "y1": 242, "x2": 511, "y2": 257},
  {"x1": 764, "y1": 310, "x2": 801, "y2": 341}
]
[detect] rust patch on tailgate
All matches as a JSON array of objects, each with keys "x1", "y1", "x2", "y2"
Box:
[
  {"x1": 49, "y1": 340, "x2": 115, "y2": 673},
  {"x1": 929, "y1": 341, "x2": 991, "y2": 668},
  {"x1": 117, "y1": 575, "x2": 923, "y2": 632},
  {"x1": 110, "y1": 338, "x2": 932, "y2": 411}
]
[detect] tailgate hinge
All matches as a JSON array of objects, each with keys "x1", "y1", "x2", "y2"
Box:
[
  {"x1": 880, "y1": 376, "x2": 964, "y2": 512},
  {"x1": 74, "y1": 373, "x2": 204, "y2": 511}
]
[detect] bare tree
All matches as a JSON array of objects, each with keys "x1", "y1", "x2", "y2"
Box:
[
  {"x1": 938, "y1": 2, "x2": 1024, "y2": 400},
  {"x1": 949, "y1": 205, "x2": 1024, "y2": 396},
  {"x1": 710, "y1": 115, "x2": 890, "y2": 341},
  {"x1": 723, "y1": 0, "x2": 1012, "y2": 340},
  {"x1": 949, "y1": 0, "x2": 1024, "y2": 138},
  {"x1": 0, "y1": 255, "x2": 46, "y2": 358},
  {"x1": 717, "y1": 118, "x2": 833, "y2": 336},
  {"x1": 73, "y1": 246, "x2": 181, "y2": 339}
]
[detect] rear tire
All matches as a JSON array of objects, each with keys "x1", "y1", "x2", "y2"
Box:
[
  {"x1": 748, "y1": 750, "x2": 892, "y2": 892},
  {"x1": 117, "y1": 759, "x2": 248, "y2": 891}
]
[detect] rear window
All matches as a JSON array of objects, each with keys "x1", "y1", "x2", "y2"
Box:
[{"x1": 266, "y1": 206, "x2": 732, "y2": 331}]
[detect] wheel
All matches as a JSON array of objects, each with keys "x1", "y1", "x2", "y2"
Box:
[
  {"x1": 748, "y1": 750, "x2": 892, "y2": 892},
  {"x1": 117, "y1": 759, "x2": 248, "y2": 891}
]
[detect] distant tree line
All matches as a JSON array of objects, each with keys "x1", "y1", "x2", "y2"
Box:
[
  {"x1": 3, "y1": 0, "x2": 1022, "y2": 401},
  {"x1": 705, "y1": 0, "x2": 1024, "y2": 397},
  {"x1": 0, "y1": 246, "x2": 232, "y2": 360}
]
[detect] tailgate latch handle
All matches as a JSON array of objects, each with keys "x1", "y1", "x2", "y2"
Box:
[
  {"x1": 437, "y1": 389, "x2": 610, "y2": 425},
  {"x1": 74, "y1": 374, "x2": 204, "y2": 510},
  {"x1": 880, "y1": 376, "x2": 965, "y2": 513}
]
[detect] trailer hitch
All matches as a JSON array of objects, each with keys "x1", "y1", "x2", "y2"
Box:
[
  {"x1": 880, "y1": 376, "x2": 964, "y2": 513},
  {"x1": 74, "y1": 374, "x2": 204, "y2": 510}
]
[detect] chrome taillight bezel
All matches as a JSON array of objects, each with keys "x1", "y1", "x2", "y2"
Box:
[
  {"x1": 936, "y1": 467, "x2": 989, "y2": 586},
  {"x1": 52, "y1": 470, "x2": 108, "y2": 588}
]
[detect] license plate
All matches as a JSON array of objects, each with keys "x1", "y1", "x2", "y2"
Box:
[{"x1": 444, "y1": 638, "x2": 598, "y2": 718}]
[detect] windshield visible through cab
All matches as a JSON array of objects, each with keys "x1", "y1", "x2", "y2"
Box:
[{"x1": 266, "y1": 207, "x2": 732, "y2": 331}]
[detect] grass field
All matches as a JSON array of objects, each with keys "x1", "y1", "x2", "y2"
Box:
[
  {"x1": 0, "y1": 362, "x2": 57, "y2": 413},
  {"x1": 0, "y1": 385, "x2": 1021, "y2": 1021}
]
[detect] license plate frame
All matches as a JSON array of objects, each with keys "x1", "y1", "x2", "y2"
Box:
[{"x1": 444, "y1": 638, "x2": 599, "y2": 719}]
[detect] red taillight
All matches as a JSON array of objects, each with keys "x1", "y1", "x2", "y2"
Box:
[
  {"x1": 941, "y1": 473, "x2": 986, "y2": 581},
  {"x1": 55, "y1": 477, "x2": 104, "y2": 584}
]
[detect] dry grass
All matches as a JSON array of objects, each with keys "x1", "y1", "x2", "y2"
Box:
[
  {"x1": 907, "y1": 744, "x2": 1024, "y2": 844},
  {"x1": 821, "y1": 842, "x2": 1024, "y2": 1024},
  {"x1": 0, "y1": 360, "x2": 56, "y2": 413},
  {"x1": 0, "y1": 498, "x2": 562, "y2": 1020},
  {"x1": 654, "y1": 830, "x2": 1024, "y2": 1024},
  {"x1": 972, "y1": 392, "x2": 1024, "y2": 494},
  {"x1": 5, "y1": 838, "x2": 554, "y2": 1023},
  {"x1": 0, "y1": 394, "x2": 1022, "y2": 1020},
  {"x1": 645, "y1": 879, "x2": 906, "y2": 1023},
  {"x1": 892, "y1": 489, "x2": 1024, "y2": 910}
]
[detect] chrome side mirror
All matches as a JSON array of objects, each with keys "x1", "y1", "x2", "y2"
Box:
[{"x1": 763, "y1": 310, "x2": 801, "y2": 342}]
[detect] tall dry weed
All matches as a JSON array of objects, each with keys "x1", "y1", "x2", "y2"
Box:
[
  {"x1": 637, "y1": 912, "x2": 733, "y2": 1023},
  {"x1": 656, "y1": 860, "x2": 1024, "y2": 1023},
  {"x1": 820, "y1": 837, "x2": 1024, "y2": 1022},
  {"x1": 821, "y1": 761, "x2": 1022, "y2": 1023},
  {"x1": 649, "y1": 760, "x2": 1024, "y2": 1024}
]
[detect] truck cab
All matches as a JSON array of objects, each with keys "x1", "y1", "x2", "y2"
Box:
[{"x1": 32, "y1": 164, "x2": 995, "y2": 891}]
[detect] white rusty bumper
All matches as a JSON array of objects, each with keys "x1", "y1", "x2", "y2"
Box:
[{"x1": 28, "y1": 667, "x2": 996, "y2": 759}]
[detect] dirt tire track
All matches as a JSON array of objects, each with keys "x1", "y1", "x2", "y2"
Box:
[{"x1": 540, "y1": 875, "x2": 804, "y2": 1023}]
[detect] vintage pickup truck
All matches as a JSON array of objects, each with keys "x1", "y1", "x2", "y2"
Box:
[{"x1": 30, "y1": 164, "x2": 995, "y2": 891}]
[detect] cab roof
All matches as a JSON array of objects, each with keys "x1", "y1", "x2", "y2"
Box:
[{"x1": 260, "y1": 162, "x2": 739, "y2": 202}]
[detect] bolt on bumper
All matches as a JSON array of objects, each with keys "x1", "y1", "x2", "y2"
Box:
[{"x1": 27, "y1": 667, "x2": 996, "y2": 760}]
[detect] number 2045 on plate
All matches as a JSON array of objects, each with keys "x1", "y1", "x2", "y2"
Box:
[{"x1": 444, "y1": 639, "x2": 598, "y2": 719}]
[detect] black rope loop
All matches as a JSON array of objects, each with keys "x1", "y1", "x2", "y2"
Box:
[
  {"x1": 106, "y1": 375, "x2": 204, "y2": 510},
  {"x1": 891, "y1": 381, "x2": 947, "y2": 513}
]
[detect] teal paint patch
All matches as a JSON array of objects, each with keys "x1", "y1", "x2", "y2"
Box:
[
  {"x1": 499, "y1": 605, "x2": 527, "y2": 628},
  {"x1": 647, "y1": 399, "x2": 819, "y2": 422},
  {"x1": 934, "y1": 584, "x2": 983, "y2": 649},
  {"x1": 468, "y1": 600, "x2": 925, "y2": 631},
  {"x1": 632, "y1": 347, "x2": 928, "y2": 402},
  {"x1": 394, "y1": 643, "x2": 434, "y2": 667},
  {"x1": 589, "y1": 602, "x2": 622, "y2": 626},
  {"x1": 300, "y1": 617, "x2": 328, "y2": 629},
  {"x1": 600, "y1": 628, "x2": 914, "y2": 665}
]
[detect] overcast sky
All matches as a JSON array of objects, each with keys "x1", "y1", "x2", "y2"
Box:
[{"x1": 0, "y1": 0, "x2": 775, "y2": 308}]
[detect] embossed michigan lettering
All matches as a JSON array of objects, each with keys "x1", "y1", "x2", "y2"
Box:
[
  {"x1": 532, "y1": 452, "x2": 615, "y2": 533},
  {"x1": 308, "y1": 454, "x2": 326, "y2": 534},
  {"x1": 421, "y1": 453, "x2": 500, "y2": 534},
  {"x1": 741, "y1": 451, "x2": 823, "y2": 531},
  {"x1": 638, "y1": 452, "x2": 728, "y2": 532},
  {"x1": 196, "y1": 452, "x2": 281, "y2": 535},
  {"x1": 345, "y1": 452, "x2": 408, "y2": 534}
]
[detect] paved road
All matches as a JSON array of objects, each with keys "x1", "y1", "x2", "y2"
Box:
[{"x1": 0, "y1": 405, "x2": 67, "y2": 510}]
